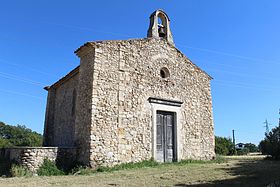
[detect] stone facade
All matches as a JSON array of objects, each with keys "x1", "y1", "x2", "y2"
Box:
[
  {"x1": 0, "y1": 147, "x2": 76, "y2": 172},
  {"x1": 43, "y1": 67, "x2": 79, "y2": 147},
  {"x1": 43, "y1": 10, "x2": 215, "y2": 168}
]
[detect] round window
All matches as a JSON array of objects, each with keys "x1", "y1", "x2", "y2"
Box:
[{"x1": 160, "y1": 67, "x2": 170, "y2": 78}]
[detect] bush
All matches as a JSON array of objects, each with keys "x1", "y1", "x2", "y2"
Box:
[
  {"x1": 0, "y1": 139, "x2": 12, "y2": 148},
  {"x1": 0, "y1": 122, "x2": 42, "y2": 148},
  {"x1": 214, "y1": 155, "x2": 227, "y2": 163},
  {"x1": 259, "y1": 126, "x2": 280, "y2": 159},
  {"x1": 259, "y1": 139, "x2": 271, "y2": 155},
  {"x1": 244, "y1": 143, "x2": 258, "y2": 152},
  {"x1": 37, "y1": 158, "x2": 64, "y2": 176},
  {"x1": 10, "y1": 165, "x2": 32, "y2": 177},
  {"x1": 215, "y1": 136, "x2": 234, "y2": 155},
  {"x1": 236, "y1": 148, "x2": 249, "y2": 155}
]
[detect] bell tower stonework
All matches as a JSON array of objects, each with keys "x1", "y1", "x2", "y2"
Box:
[{"x1": 147, "y1": 9, "x2": 174, "y2": 46}]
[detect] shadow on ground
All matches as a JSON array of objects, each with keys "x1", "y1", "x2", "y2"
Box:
[
  {"x1": 175, "y1": 158, "x2": 280, "y2": 187},
  {"x1": 0, "y1": 157, "x2": 12, "y2": 177}
]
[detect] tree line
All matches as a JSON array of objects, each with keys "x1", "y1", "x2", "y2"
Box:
[
  {"x1": 215, "y1": 136, "x2": 258, "y2": 155},
  {"x1": 0, "y1": 121, "x2": 42, "y2": 148}
]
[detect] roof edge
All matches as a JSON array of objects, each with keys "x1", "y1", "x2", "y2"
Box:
[{"x1": 45, "y1": 66, "x2": 80, "y2": 91}]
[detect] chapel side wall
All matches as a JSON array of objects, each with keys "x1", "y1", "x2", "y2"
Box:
[
  {"x1": 43, "y1": 89, "x2": 56, "y2": 146},
  {"x1": 75, "y1": 47, "x2": 95, "y2": 165},
  {"x1": 87, "y1": 38, "x2": 214, "y2": 166},
  {"x1": 44, "y1": 73, "x2": 79, "y2": 147}
]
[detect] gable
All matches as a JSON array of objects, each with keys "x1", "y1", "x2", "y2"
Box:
[{"x1": 75, "y1": 38, "x2": 212, "y2": 81}]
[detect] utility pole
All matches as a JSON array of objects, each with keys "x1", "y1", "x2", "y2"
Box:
[
  {"x1": 278, "y1": 109, "x2": 280, "y2": 128},
  {"x1": 232, "y1": 129, "x2": 236, "y2": 152},
  {"x1": 232, "y1": 129, "x2": 235, "y2": 145},
  {"x1": 264, "y1": 119, "x2": 270, "y2": 135}
]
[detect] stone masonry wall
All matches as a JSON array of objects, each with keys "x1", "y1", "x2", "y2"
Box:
[
  {"x1": 53, "y1": 74, "x2": 78, "y2": 146},
  {"x1": 77, "y1": 38, "x2": 215, "y2": 167},
  {"x1": 44, "y1": 72, "x2": 79, "y2": 147},
  {"x1": 0, "y1": 147, "x2": 76, "y2": 173},
  {"x1": 75, "y1": 45, "x2": 95, "y2": 165}
]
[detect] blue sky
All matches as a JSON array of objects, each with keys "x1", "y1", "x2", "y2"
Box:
[{"x1": 0, "y1": 1, "x2": 280, "y2": 145}]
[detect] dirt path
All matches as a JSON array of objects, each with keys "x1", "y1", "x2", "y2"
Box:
[{"x1": 0, "y1": 156, "x2": 279, "y2": 187}]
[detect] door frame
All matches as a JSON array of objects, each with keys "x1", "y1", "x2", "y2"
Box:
[
  {"x1": 149, "y1": 98, "x2": 183, "y2": 162},
  {"x1": 156, "y1": 110, "x2": 177, "y2": 162}
]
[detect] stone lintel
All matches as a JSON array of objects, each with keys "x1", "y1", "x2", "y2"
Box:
[{"x1": 148, "y1": 97, "x2": 183, "y2": 107}]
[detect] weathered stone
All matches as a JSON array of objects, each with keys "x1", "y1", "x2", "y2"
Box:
[
  {"x1": 0, "y1": 147, "x2": 77, "y2": 173},
  {"x1": 40, "y1": 10, "x2": 215, "y2": 167}
]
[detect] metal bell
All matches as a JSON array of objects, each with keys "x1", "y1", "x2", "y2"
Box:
[{"x1": 158, "y1": 25, "x2": 166, "y2": 38}]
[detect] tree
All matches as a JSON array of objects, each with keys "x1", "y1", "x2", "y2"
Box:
[
  {"x1": 244, "y1": 143, "x2": 258, "y2": 152},
  {"x1": 215, "y1": 136, "x2": 235, "y2": 155},
  {"x1": 0, "y1": 121, "x2": 42, "y2": 148},
  {"x1": 259, "y1": 126, "x2": 280, "y2": 159}
]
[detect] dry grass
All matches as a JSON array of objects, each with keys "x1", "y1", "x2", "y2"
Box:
[{"x1": 0, "y1": 156, "x2": 280, "y2": 187}]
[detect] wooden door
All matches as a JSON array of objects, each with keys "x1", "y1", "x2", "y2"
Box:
[{"x1": 156, "y1": 111, "x2": 176, "y2": 162}]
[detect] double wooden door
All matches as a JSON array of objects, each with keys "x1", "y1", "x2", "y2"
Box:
[{"x1": 156, "y1": 111, "x2": 176, "y2": 162}]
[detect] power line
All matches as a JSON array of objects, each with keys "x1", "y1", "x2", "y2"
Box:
[
  {"x1": 0, "y1": 89, "x2": 44, "y2": 100},
  {"x1": 0, "y1": 59, "x2": 58, "y2": 78},
  {"x1": 192, "y1": 58, "x2": 250, "y2": 70},
  {"x1": 214, "y1": 80, "x2": 278, "y2": 91},
  {"x1": 44, "y1": 22, "x2": 280, "y2": 67},
  {"x1": 177, "y1": 43, "x2": 280, "y2": 65},
  {"x1": 1, "y1": 24, "x2": 279, "y2": 92},
  {"x1": 0, "y1": 71, "x2": 46, "y2": 86},
  {"x1": 207, "y1": 68, "x2": 278, "y2": 81},
  {"x1": 45, "y1": 22, "x2": 135, "y2": 38},
  {"x1": 213, "y1": 82, "x2": 274, "y2": 92}
]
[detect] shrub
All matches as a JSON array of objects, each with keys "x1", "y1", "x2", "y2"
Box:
[
  {"x1": 213, "y1": 155, "x2": 227, "y2": 163},
  {"x1": 10, "y1": 164, "x2": 32, "y2": 177},
  {"x1": 0, "y1": 139, "x2": 12, "y2": 148},
  {"x1": 259, "y1": 126, "x2": 280, "y2": 159},
  {"x1": 215, "y1": 136, "x2": 234, "y2": 155},
  {"x1": 37, "y1": 158, "x2": 64, "y2": 176},
  {"x1": 244, "y1": 143, "x2": 258, "y2": 152},
  {"x1": 259, "y1": 139, "x2": 271, "y2": 155},
  {"x1": 236, "y1": 148, "x2": 249, "y2": 155}
]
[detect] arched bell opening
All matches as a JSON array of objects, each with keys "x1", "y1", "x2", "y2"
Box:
[
  {"x1": 147, "y1": 9, "x2": 174, "y2": 46},
  {"x1": 157, "y1": 13, "x2": 168, "y2": 39}
]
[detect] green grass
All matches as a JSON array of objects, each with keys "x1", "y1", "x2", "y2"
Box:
[
  {"x1": 1, "y1": 156, "x2": 227, "y2": 177},
  {"x1": 37, "y1": 158, "x2": 64, "y2": 176},
  {"x1": 95, "y1": 159, "x2": 159, "y2": 172},
  {"x1": 1, "y1": 156, "x2": 280, "y2": 186},
  {"x1": 10, "y1": 164, "x2": 32, "y2": 177},
  {"x1": 74, "y1": 156, "x2": 227, "y2": 175}
]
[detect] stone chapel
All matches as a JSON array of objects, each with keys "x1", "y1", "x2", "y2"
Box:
[{"x1": 43, "y1": 10, "x2": 215, "y2": 167}]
